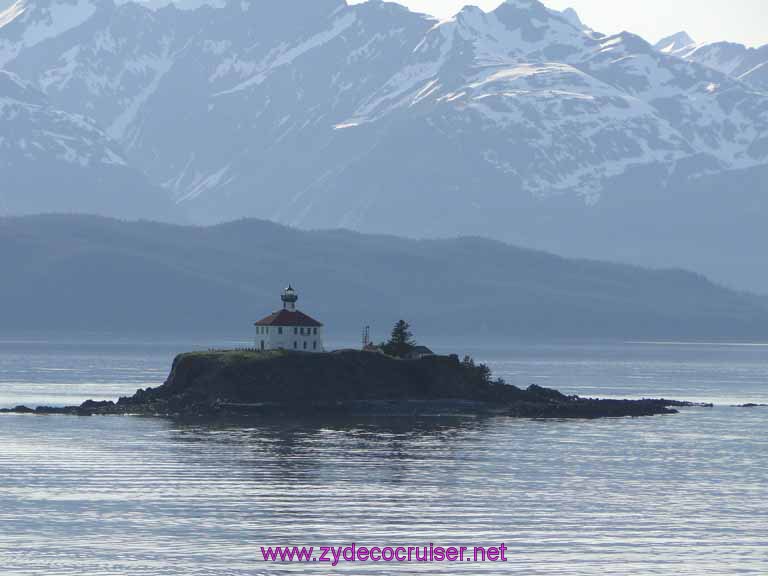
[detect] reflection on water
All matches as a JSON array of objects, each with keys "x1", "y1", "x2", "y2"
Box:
[
  {"x1": 1, "y1": 409, "x2": 767, "y2": 575},
  {"x1": 0, "y1": 339, "x2": 767, "y2": 574}
]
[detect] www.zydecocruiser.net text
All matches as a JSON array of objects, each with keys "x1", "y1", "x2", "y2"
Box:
[{"x1": 261, "y1": 543, "x2": 509, "y2": 566}]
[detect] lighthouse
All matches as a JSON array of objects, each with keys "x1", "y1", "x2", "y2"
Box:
[
  {"x1": 254, "y1": 285, "x2": 325, "y2": 352},
  {"x1": 281, "y1": 285, "x2": 298, "y2": 311}
]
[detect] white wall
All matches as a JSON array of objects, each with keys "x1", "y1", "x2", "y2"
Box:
[{"x1": 255, "y1": 325, "x2": 324, "y2": 353}]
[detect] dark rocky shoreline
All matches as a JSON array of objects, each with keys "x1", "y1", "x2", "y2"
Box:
[{"x1": 1, "y1": 350, "x2": 708, "y2": 419}]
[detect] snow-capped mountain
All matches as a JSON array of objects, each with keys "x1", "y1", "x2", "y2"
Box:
[
  {"x1": 2, "y1": 0, "x2": 768, "y2": 290},
  {"x1": 656, "y1": 32, "x2": 768, "y2": 90},
  {"x1": 0, "y1": 68, "x2": 167, "y2": 217},
  {"x1": 655, "y1": 31, "x2": 695, "y2": 55}
]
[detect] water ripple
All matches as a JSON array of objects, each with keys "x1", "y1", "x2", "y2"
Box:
[{"x1": 1, "y1": 409, "x2": 766, "y2": 575}]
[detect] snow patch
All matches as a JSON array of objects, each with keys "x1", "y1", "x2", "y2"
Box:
[
  {"x1": 101, "y1": 147, "x2": 127, "y2": 166},
  {"x1": 0, "y1": 0, "x2": 25, "y2": 28},
  {"x1": 176, "y1": 163, "x2": 233, "y2": 202},
  {"x1": 214, "y1": 12, "x2": 357, "y2": 97},
  {"x1": 39, "y1": 45, "x2": 80, "y2": 91},
  {"x1": 203, "y1": 39, "x2": 230, "y2": 56},
  {"x1": 1, "y1": 0, "x2": 98, "y2": 67},
  {"x1": 107, "y1": 38, "x2": 189, "y2": 143},
  {"x1": 333, "y1": 121, "x2": 360, "y2": 130},
  {"x1": 22, "y1": 0, "x2": 98, "y2": 49}
]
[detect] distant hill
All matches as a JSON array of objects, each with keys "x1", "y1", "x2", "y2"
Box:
[{"x1": 1, "y1": 215, "x2": 767, "y2": 342}]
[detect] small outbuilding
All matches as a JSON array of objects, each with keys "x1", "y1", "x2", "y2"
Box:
[
  {"x1": 363, "y1": 343, "x2": 385, "y2": 354},
  {"x1": 405, "y1": 346, "x2": 435, "y2": 360}
]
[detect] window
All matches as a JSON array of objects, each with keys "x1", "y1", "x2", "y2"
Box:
[
  {"x1": 313, "y1": 328, "x2": 318, "y2": 335},
  {"x1": 313, "y1": 341, "x2": 317, "y2": 350},
  {"x1": 294, "y1": 327, "x2": 298, "y2": 335},
  {"x1": 278, "y1": 327, "x2": 283, "y2": 335},
  {"x1": 260, "y1": 340, "x2": 264, "y2": 351},
  {"x1": 303, "y1": 341, "x2": 307, "y2": 350},
  {"x1": 294, "y1": 341, "x2": 298, "y2": 349}
]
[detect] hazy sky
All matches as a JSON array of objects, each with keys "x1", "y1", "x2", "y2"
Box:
[{"x1": 365, "y1": 0, "x2": 768, "y2": 47}]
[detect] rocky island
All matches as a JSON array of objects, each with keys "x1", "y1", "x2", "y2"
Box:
[{"x1": 2, "y1": 349, "x2": 699, "y2": 419}]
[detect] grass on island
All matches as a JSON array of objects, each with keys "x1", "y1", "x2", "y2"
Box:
[{"x1": 178, "y1": 349, "x2": 293, "y2": 363}]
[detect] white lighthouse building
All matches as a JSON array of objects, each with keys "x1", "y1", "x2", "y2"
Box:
[{"x1": 254, "y1": 285, "x2": 325, "y2": 352}]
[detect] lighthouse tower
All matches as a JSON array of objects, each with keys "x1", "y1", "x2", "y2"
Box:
[
  {"x1": 254, "y1": 285, "x2": 325, "y2": 352},
  {"x1": 281, "y1": 285, "x2": 298, "y2": 311}
]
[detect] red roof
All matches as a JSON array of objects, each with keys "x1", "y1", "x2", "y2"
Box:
[{"x1": 255, "y1": 309, "x2": 323, "y2": 327}]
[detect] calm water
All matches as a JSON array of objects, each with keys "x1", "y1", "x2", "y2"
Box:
[{"x1": 1, "y1": 339, "x2": 767, "y2": 575}]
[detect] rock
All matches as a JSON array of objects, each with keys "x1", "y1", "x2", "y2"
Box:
[
  {"x1": 525, "y1": 384, "x2": 571, "y2": 402},
  {"x1": 1, "y1": 405, "x2": 35, "y2": 414},
  {"x1": 3, "y1": 350, "x2": 693, "y2": 419}
]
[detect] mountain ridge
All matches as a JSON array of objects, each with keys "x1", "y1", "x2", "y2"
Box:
[
  {"x1": 656, "y1": 30, "x2": 768, "y2": 90},
  {"x1": 2, "y1": 0, "x2": 768, "y2": 290}
]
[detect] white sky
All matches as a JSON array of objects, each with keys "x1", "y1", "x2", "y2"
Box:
[{"x1": 355, "y1": 0, "x2": 768, "y2": 47}]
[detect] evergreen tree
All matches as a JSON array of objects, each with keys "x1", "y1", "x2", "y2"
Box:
[
  {"x1": 477, "y1": 363, "x2": 492, "y2": 384},
  {"x1": 383, "y1": 320, "x2": 416, "y2": 358}
]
